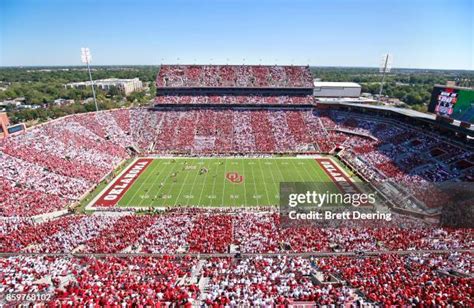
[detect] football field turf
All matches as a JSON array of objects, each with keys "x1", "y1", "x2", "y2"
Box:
[{"x1": 114, "y1": 157, "x2": 342, "y2": 207}]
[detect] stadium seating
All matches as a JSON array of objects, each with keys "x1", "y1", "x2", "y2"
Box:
[
  {"x1": 154, "y1": 95, "x2": 314, "y2": 105},
  {"x1": 1, "y1": 64, "x2": 473, "y2": 306},
  {"x1": 0, "y1": 107, "x2": 472, "y2": 216},
  {"x1": 2, "y1": 211, "x2": 472, "y2": 254},
  {"x1": 156, "y1": 65, "x2": 314, "y2": 88},
  {"x1": 317, "y1": 254, "x2": 473, "y2": 306},
  {"x1": 0, "y1": 252, "x2": 471, "y2": 306}
]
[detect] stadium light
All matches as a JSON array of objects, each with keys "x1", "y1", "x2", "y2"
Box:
[
  {"x1": 378, "y1": 53, "x2": 393, "y2": 98},
  {"x1": 80, "y1": 48, "x2": 99, "y2": 112}
]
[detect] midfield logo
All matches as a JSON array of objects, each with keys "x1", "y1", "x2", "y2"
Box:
[{"x1": 226, "y1": 172, "x2": 244, "y2": 184}]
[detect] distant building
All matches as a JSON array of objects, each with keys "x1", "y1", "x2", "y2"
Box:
[
  {"x1": 0, "y1": 100, "x2": 21, "y2": 107},
  {"x1": 65, "y1": 78, "x2": 143, "y2": 95},
  {"x1": 313, "y1": 81, "x2": 361, "y2": 98},
  {"x1": 53, "y1": 98, "x2": 75, "y2": 106},
  {"x1": 17, "y1": 104, "x2": 41, "y2": 110},
  {"x1": 0, "y1": 97, "x2": 26, "y2": 108}
]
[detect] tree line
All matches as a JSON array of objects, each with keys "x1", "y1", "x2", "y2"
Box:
[{"x1": 0, "y1": 66, "x2": 157, "y2": 124}]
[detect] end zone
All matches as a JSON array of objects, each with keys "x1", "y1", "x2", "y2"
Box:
[
  {"x1": 87, "y1": 158, "x2": 153, "y2": 210},
  {"x1": 315, "y1": 157, "x2": 361, "y2": 194}
]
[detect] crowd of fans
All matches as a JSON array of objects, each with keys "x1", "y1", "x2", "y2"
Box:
[
  {"x1": 146, "y1": 108, "x2": 327, "y2": 153},
  {"x1": 156, "y1": 65, "x2": 314, "y2": 88},
  {"x1": 2, "y1": 210, "x2": 471, "y2": 306},
  {"x1": 316, "y1": 253, "x2": 473, "y2": 306},
  {"x1": 1, "y1": 255, "x2": 200, "y2": 306},
  {"x1": 1, "y1": 65, "x2": 472, "y2": 306},
  {"x1": 0, "y1": 110, "x2": 132, "y2": 217},
  {"x1": 0, "y1": 107, "x2": 472, "y2": 216},
  {"x1": 155, "y1": 95, "x2": 314, "y2": 105},
  {"x1": 315, "y1": 110, "x2": 473, "y2": 209},
  {"x1": 2, "y1": 210, "x2": 472, "y2": 254},
  {"x1": 202, "y1": 256, "x2": 362, "y2": 306},
  {"x1": 1, "y1": 252, "x2": 471, "y2": 306}
]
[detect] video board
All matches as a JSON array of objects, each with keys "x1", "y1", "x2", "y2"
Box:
[{"x1": 428, "y1": 86, "x2": 474, "y2": 124}]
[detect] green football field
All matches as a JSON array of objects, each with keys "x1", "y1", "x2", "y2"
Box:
[{"x1": 117, "y1": 157, "x2": 341, "y2": 207}]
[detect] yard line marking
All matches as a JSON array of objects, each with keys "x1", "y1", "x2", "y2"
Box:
[
  {"x1": 134, "y1": 160, "x2": 164, "y2": 207},
  {"x1": 174, "y1": 161, "x2": 194, "y2": 207},
  {"x1": 131, "y1": 161, "x2": 156, "y2": 207},
  {"x1": 164, "y1": 161, "x2": 188, "y2": 204},
  {"x1": 289, "y1": 159, "x2": 306, "y2": 182},
  {"x1": 160, "y1": 160, "x2": 187, "y2": 206},
  {"x1": 230, "y1": 160, "x2": 237, "y2": 207},
  {"x1": 221, "y1": 158, "x2": 228, "y2": 207},
  {"x1": 136, "y1": 159, "x2": 175, "y2": 207},
  {"x1": 248, "y1": 160, "x2": 260, "y2": 206},
  {"x1": 274, "y1": 158, "x2": 287, "y2": 188},
  {"x1": 209, "y1": 159, "x2": 219, "y2": 207},
  {"x1": 257, "y1": 159, "x2": 272, "y2": 205},
  {"x1": 266, "y1": 158, "x2": 280, "y2": 205},
  {"x1": 300, "y1": 158, "x2": 333, "y2": 194},
  {"x1": 146, "y1": 160, "x2": 176, "y2": 206},
  {"x1": 242, "y1": 159, "x2": 248, "y2": 207},
  {"x1": 186, "y1": 161, "x2": 202, "y2": 206},
  {"x1": 307, "y1": 158, "x2": 334, "y2": 193},
  {"x1": 197, "y1": 160, "x2": 210, "y2": 207}
]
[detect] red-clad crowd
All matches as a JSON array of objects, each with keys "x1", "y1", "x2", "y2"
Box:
[
  {"x1": 1, "y1": 107, "x2": 471, "y2": 216},
  {"x1": 155, "y1": 95, "x2": 314, "y2": 106},
  {"x1": 316, "y1": 110, "x2": 473, "y2": 209},
  {"x1": 2, "y1": 211, "x2": 472, "y2": 254},
  {"x1": 156, "y1": 65, "x2": 314, "y2": 88},
  {"x1": 1, "y1": 64, "x2": 472, "y2": 307},
  {"x1": 1, "y1": 252, "x2": 471, "y2": 306},
  {"x1": 316, "y1": 253, "x2": 473, "y2": 306}
]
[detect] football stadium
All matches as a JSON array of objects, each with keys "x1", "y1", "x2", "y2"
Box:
[{"x1": 1, "y1": 63, "x2": 473, "y2": 306}]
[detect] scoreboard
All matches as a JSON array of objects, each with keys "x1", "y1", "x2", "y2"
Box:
[{"x1": 428, "y1": 86, "x2": 474, "y2": 124}]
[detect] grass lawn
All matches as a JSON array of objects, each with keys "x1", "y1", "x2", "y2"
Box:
[{"x1": 117, "y1": 157, "x2": 341, "y2": 207}]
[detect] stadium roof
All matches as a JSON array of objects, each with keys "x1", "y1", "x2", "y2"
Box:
[
  {"x1": 313, "y1": 81, "x2": 361, "y2": 88},
  {"x1": 433, "y1": 84, "x2": 474, "y2": 91},
  {"x1": 318, "y1": 101, "x2": 474, "y2": 134}
]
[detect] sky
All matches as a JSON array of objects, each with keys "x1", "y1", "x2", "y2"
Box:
[{"x1": 0, "y1": 0, "x2": 472, "y2": 69}]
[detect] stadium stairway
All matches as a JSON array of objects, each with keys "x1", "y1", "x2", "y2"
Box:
[
  {"x1": 198, "y1": 276, "x2": 210, "y2": 305},
  {"x1": 190, "y1": 259, "x2": 206, "y2": 285}
]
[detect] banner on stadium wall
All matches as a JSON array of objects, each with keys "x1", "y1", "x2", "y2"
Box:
[{"x1": 428, "y1": 86, "x2": 474, "y2": 124}]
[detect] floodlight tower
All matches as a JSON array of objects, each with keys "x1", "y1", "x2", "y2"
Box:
[
  {"x1": 378, "y1": 53, "x2": 393, "y2": 98},
  {"x1": 80, "y1": 48, "x2": 99, "y2": 112}
]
